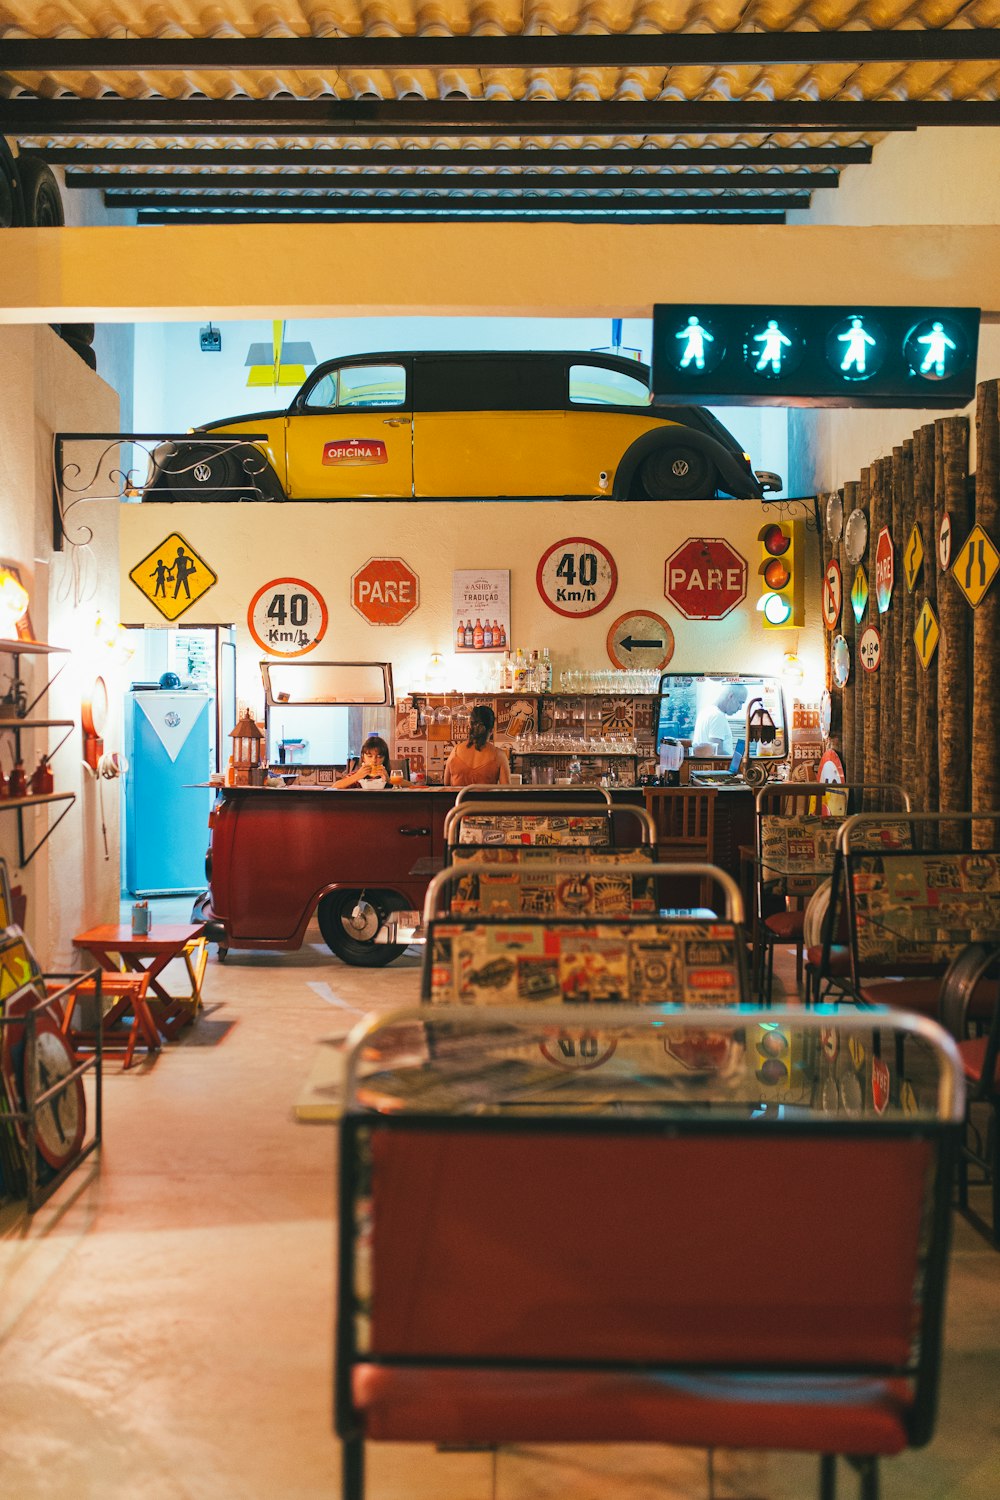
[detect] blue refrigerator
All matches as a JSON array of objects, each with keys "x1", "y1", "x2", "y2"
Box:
[{"x1": 124, "y1": 689, "x2": 214, "y2": 896}]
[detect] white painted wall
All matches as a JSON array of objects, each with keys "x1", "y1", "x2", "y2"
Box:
[
  {"x1": 787, "y1": 127, "x2": 1000, "y2": 493},
  {"x1": 790, "y1": 129, "x2": 1000, "y2": 232},
  {"x1": 0, "y1": 326, "x2": 123, "y2": 967},
  {"x1": 117, "y1": 497, "x2": 825, "y2": 732}
]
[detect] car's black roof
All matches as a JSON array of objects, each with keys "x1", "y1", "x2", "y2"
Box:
[{"x1": 311, "y1": 348, "x2": 652, "y2": 378}]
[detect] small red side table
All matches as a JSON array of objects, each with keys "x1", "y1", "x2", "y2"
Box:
[{"x1": 72, "y1": 923, "x2": 208, "y2": 1040}]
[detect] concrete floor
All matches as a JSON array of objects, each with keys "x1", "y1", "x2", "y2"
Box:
[{"x1": 0, "y1": 910, "x2": 997, "y2": 1500}]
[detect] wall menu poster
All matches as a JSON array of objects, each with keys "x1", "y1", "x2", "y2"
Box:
[{"x1": 453, "y1": 570, "x2": 510, "y2": 653}]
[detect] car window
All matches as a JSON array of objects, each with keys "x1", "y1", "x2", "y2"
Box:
[
  {"x1": 569, "y1": 363, "x2": 650, "y2": 407},
  {"x1": 305, "y1": 371, "x2": 338, "y2": 409},
  {"x1": 338, "y1": 364, "x2": 407, "y2": 409}
]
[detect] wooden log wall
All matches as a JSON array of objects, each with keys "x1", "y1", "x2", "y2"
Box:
[
  {"x1": 820, "y1": 379, "x2": 1000, "y2": 825},
  {"x1": 973, "y1": 383, "x2": 1000, "y2": 845}
]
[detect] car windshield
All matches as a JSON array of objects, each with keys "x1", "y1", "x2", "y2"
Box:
[{"x1": 569, "y1": 363, "x2": 651, "y2": 407}]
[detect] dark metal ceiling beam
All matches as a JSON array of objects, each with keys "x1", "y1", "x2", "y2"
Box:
[
  {"x1": 76, "y1": 169, "x2": 836, "y2": 191},
  {"x1": 34, "y1": 145, "x2": 874, "y2": 166},
  {"x1": 135, "y1": 208, "x2": 788, "y2": 224},
  {"x1": 0, "y1": 98, "x2": 983, "y2": 134},
  {"x1": 105, "y1": 190, "x2": 811, "y2": 211},
  {"x1": 4, "y1": 31, "x2": 1000, "y2": 69}
]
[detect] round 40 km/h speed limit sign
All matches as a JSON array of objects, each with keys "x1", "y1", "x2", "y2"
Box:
[
  {"x1": 248, "y1": 577, "x2": 329, "y2": 657},
  {"x1": 536, "y1": 537, "x2": 618, "y2": 618}
]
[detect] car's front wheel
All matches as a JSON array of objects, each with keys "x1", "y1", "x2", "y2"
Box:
[
  {"x1": 316, "y1": 889, "x2": 409, "y2": 968},
  {"x1": 639, "y1": 444, "x2": 716, "y2": 500}
]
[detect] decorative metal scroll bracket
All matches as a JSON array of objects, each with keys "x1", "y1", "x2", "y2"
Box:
[
  {"x1": 760, "y1": 494, "x2": 822, "y2": 534},
  {"x1": 51, "y1": 431, "x2": 271, "y2": 552}
]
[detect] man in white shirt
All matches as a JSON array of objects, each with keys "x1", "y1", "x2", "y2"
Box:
[{"x1": 692, "y1": 683, "x2": 748, "y2": 756}]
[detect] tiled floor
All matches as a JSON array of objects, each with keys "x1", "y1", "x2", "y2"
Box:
[{"x1": 0, "y1": 913, "x2": 997, "y2": 1499}]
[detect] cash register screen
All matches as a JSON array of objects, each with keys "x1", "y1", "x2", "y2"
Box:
[{"x1": 657, "y1": 673, "x2": 787, "y2": 758}]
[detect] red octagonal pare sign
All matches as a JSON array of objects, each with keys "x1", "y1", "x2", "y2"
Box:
[
  {"x1": 351, "y1": 557, "x2": 419, "y2": 625},
  {"x1": 665, "y1": 537, "x2": 748, "y2": 620}
]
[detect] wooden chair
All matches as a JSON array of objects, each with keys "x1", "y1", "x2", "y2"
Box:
[
  {"x1": 60, "y1": 971, "x2": 161, "y2": 1069},
  {"x1": 939, "y1": 941, "x2": 1000, "y2": 1246},
  {"x1": 642, "y1": 787, "x2": 717, "y2": 906},
  {"x1": 336, "y1": 1004, "x2": 963, "y2": 1500}
]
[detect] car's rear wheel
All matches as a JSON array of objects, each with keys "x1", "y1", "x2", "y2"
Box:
[
  {"x1": 161, "y1": 442, "x2": 281, "y2": 500},
  {"x1": 639, "y1": 444, "x2": 715, "y2": 500},
  {"x1": 317, "y1": 889, "x2": 409, "y2": 968},
  {"x1": 18, "y1": 156, "x2": 64, "y2": 226}
]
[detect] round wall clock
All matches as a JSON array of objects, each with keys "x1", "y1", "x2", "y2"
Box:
[
  {"x1": 825, "y1": 492, "x2": 844, "y2": 544},
  {"x1": 844, "y1": 509, "x2": 869, "y2": 566},
  {"x1": 832, "y1": 633, "x2": 851, "y2": 687}
]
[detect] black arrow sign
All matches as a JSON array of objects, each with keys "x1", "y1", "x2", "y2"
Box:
[{"x1": 620, "y1": 635, "x2": 664, "y2": 651}]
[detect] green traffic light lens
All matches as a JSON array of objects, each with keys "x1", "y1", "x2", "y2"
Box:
[{"x1": 763, "y1": 593, "x2": 793, "y2": 626}]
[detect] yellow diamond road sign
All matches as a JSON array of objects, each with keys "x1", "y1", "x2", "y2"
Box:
[
  {"x1": 129, "y1": 533, "x2": 218, "y2": 621},
  {"x1": 903, "y1": 523, "x2": 924, "y2": 593},
  {"x1": 914, "y1": 599, "x2": 940, "y2": 670},
  {"x1": 951, "y1": 523, "x2": 1000, "y2": 608}
]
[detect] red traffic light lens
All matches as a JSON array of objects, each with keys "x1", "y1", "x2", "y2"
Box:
[
  {"x1": 761, "y1": 524, "x2": 791, "y2": 556},
  {"x1": 763, "y1": 557, "x2": 791, "y2": 589}
]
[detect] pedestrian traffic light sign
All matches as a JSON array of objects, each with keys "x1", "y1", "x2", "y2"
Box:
[
  {"x1": 950, "y1": 523, "x2": 1000, "y2": 608},
  {"x1": 757, "y1": 519, "x2": 804, "y2": 629},
  {"x1": 129, "y1": 532, "x2": 218, "y2": 621},
  {"x1": 651, "y1": 304, "x2": 979, "y2": 407}
]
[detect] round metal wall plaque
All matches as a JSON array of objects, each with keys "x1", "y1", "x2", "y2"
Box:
[
  {"x1": 832, "y1": 633, "x2": 851, "y2": 687},
  {"x1": 844, "y1": 509, "x2": 869, "y2": 566},
  {"x1": 819, "y1": 688, "x2": 832, "y2": 740}
]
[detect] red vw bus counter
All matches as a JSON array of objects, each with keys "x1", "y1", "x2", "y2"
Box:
[
  {"x1": 200, "y1": 785, "x2": 457, "y2": 967},
  {"x1": 197, "y1": 784, "x2": 661, "y2": 967}
]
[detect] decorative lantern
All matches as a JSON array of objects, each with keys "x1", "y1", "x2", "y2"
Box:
[{"x1": 229, "y1": 710, "x2": 265, "y2": 785}]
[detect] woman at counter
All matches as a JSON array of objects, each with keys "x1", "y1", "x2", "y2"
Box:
[
  {"x1": 443, "y1": 704, "x2": 511, "y2": 786},
  {"x1": 333, "y1": 735, "x2": 400, "y2": 789}
]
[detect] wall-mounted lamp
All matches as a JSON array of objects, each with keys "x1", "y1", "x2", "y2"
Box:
[
  {"x1": 0, "y1": 568, "x2": 30, "y2": 641},
  {"x1": 94, "y1": 612, "x2": 136, "y2": 666}
]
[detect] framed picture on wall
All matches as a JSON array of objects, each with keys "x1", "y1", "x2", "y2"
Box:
[{"x1": 453, "y1": 570, "x2": 510, "y2": 654}]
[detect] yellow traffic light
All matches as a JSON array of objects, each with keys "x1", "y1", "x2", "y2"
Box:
[{"x1": 757, "y1": 520, "x2": 804, "y2": 629}]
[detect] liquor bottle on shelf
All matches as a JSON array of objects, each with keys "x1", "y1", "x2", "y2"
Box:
[
  {"x1": 30, "y1": 755, "x2": 54, "y2": 795},
  {"x1": 513, "y1": 647, "x2": 526, "y2": 690},
  {"x1": 8, "y1": 759, "x2": 27, "y2": 798},
  {"x1": 501, "y1": 651, "x2": 512, "y2": 691}
]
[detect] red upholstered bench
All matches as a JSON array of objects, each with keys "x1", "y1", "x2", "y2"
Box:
[{"x1": 335, "y1": 1005, "x2": 963, "y2": 1500}]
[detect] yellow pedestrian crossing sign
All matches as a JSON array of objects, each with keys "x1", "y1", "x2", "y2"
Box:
[
  {"x1": 904, "y1": 524, "x2": 924, "y2": 593},
  {"x1": 129, "y1": 532, "x2": 218, "y2": 621},
  {"x1": 951, "y1": 523, "x2": 1000, "y2": 608},
  {"x1": 914, "y1": 599, "x2": 939, "y2": 670}
]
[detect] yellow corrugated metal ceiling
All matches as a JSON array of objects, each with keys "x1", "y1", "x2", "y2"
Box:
[{"x1": 2, "y1": 3, "x2": 998, "y2": 222}]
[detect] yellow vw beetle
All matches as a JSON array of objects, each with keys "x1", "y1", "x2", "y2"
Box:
[{"x1": 146, "y1": 349, "x2": 781, "y2": 503}]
